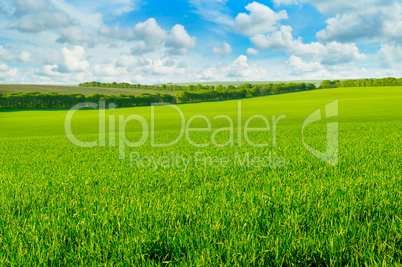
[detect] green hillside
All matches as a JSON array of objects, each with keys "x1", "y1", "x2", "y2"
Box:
[
  {"x1": 170, "y1": 80, "x2": 323, "y2": 87},
  {"x1": 0, "y1": 84, "x2": 175, "y2": 96},
  {"x1": 0, "y1": 86, "x2": 401, "y2": 265}
]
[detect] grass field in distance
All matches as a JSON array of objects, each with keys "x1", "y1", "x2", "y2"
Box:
[
  {"x1": 0, "y1": 84, "x2": 176, "y2": 96},
  {"x1": 171, "y1": 79, "x2": 324, "y2": 87},
  {"x1": 0, "y1": 80, "x2": 324, "y2": 96}
]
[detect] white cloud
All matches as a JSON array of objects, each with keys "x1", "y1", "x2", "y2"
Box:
[
  {"x1": 251, "y1": 25, "x2": 325, "y2": 56},
  {"x1": 212, "y1": 42, "x2": 232, "y2": 55},
  {"x1": 274, "y1": 0, "x2": 402, "y2": 43},
  {"x1": 116, "y1": 54, "x2": 148, "y2": 67},
  {"x1": 57, "y1": 18, "x2": 171, "y2": 48},
  {"x1": 233, "y1": 2, "x2": 288, "y2": 36},
  {"x1": 59, "y1": 46, "x2": 90, "y2": 73},
  {"x1": 36, "y1": 46, "x2": 90, "y2": 77},
  {"x1": 198, "y1": 55, "x2": 268, "y2": 81},
  {"x1": 94, "y1": 0, "x2": 139, "y2": 16},
  {"x1": 189, "y1": 0, "x2": 234, "y2": 26},
  {"x1": 233, "y1": 55, "x2": 248, "y2": 68},
  {"x1": 97, "y1": 19, "x2": 196, "y2": 56},
  {"x1": 14, "y1": 12, "x2": 71, "y2": 33},
  {"x1": 38, "y1": 64, "x2": 64, "y2": 77},
  {"x1": 134, "y1": 18, "x2": 167, "y2": 43},
  {"x1": 94, "y1": 63, "x2": 127, "y2": 76},
  {"x1": 286, "y1": 55, "x2": 372, "y2": 80},
  {"x1": 130, "y1": 40, "x2": 160, "y2": 55},
  {"x1": 52, "y1": 0, "x2": 103, "y2": 30},
  {"x1": 316, "y1": 12, "x2": 385, "y2": 42},
  {"x1": 287, "y1": 55, "x2": 323, "y2": 74},
  {"x1": 17, "y1": 51, "x2": 31, "y2": 62},
  {"x1": 0, "y1": 63, "x2": 9, "y2": 71},
  {"x1": 378, "y1": 43, "x2": 402, "y2": 67},
  {"x1": 320, "y1": 42, "x2": 365, "y2": 65},
  {"x1": 67, "y1": 0, "x2": 140, "y2": 16},
  {"x1": 11, "y1": 0, "x2": 72, "y2": 33},
  {"x1": 56, "y1": 26, "x2": 102, "y2": 45},
  {"x1": 0, "y1": 63, "x2": 18, "y2": 79},
  {"x1": 0, "y1": 46, "x2": 14, "y2": 61},
  {"x1": 246, "y1": 48, "x2": 259, "y2": 55},
  {"x1": 93, "y1": 18, "x2": 196, "y2": 56},
  {"x1": 383, "y1": 6, "x2": 402, "y2": 43},
  {"x1": 251, "y1": 25, "x2": 365, "y2": 65},
  {"x1": 13, "y1": 0, "x2": 48, "y2": 14},
  {"x1": 166, "y1": 24, "x2": 197, "y2": 55},
  {"x1": 98, "y1": 24, "x2": 135, "y2": 40},
  {"x1": 146, "y1": 58, "x2": 186, "y2": 75},
  {"x1": 273, "y1": 0, "x2": 394, "y2": 16}
]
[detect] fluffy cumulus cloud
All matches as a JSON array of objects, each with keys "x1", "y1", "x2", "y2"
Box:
[
  {"x1": 99, "y1": 19, "x2": 197, "y2": 56},
  {"x1": 0, "y1": 46, "x2": 14, "y2": 61},
  {"x1": 273, "y1": 0, "x2": 393, "y2": 15},
  {"x1": 234, "y1": 2, "x2": 288, "y2": 36},
  {"x1": 378, "y1": 44, "x2": 402, "y2": 67},
  {"x1": 130, "y1": 41, "x2": 158, "y2": 55},
  {"x1": 18, "y1": 51, "x2": 31, "y2": 62},
  {"x1": 166, "y1": 25, "x2": 197, "y2": 55},
  {"x1": 60, "y1": 46, "x2": 89, "y2": 72},
  {"x1": 212, "y1": 42, "x2": 232, "y2": 56},
  {"x1": 41, "y1": 46, "x2": 90, "y2": 73},
  {"x1": 251, "y1": 25, "x2": 365, "y2": 65},
  {"x1": 11, "y1": 0, "x2": 72, "y2": 32},
  {"x1": 134, "y1": 18, "x2": 167, "y2": 43},
  {"x1": 94, "y1": 63, "x2": 127, "y2": 76},
  {"x1": 246, "y1": 48, "x2": 259, "y2": 55},
  {"x1": 198, "y1": 55, "x2": 268, "y2": 81},
  {"x1": 145, "y1": 57, "x2": 187, "y2": 76},
  {"x1": 57, "y1": 26, "x2": 103, "y2": 45},
  {"x1": 320, "y1": 42, "x2": 365, "y2": 65},
  {"x1": 286, "y1": 55, "x2": 368, "y2": 79},
  {"x1": 116, "y1": 55, "x2": 148, "y2": 68},
  {"x1": 287, "y1": 56, "x2": 323, "y2": 75},
  {"x1": 0, "y1": 63, "x2": 18, "y2": 79},
  {"x1": 54, "y1": 15, "x2": 197, "y2": 56},
  {"x1": 275, "y1": 0, "x2": 402, "y2": 43},
  {"x1": 251, "y1": 25, "x2": 324, "y2": 56},
  {"x1": 316, "y1": 12, "x2": 385, "y2": 42},
  {"x1": 98, "y1": 24, "x2": 136, "y2": 40}
]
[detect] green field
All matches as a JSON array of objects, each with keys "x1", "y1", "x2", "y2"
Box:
[
  {"x1": 0, "y1": 86, "x2": 401, "y2": 265},
  {"x1": 0, "y1": 84, "x2": 176, "y2": 96},
  {"x1": 171, "y1": 80, "x2": 323, "y2": 87}
]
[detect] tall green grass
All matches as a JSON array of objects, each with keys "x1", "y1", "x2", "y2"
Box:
[{"x1": 0, "y1": 86, "x2": 401, "y2": 265}]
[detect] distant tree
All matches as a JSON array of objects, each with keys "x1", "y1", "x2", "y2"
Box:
[{"x1": 215, "y1": 85, "x2": 224, "y2": 91}]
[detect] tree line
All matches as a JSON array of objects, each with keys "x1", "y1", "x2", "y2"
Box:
[
  {"x1": 79, "y1": 81, "x2": 316, "y2": 93},
  {"x1": 0, "y1": 92, "x2": 175, "y2": 109},
  {"x1": 319, "y1": 77, "x2": 402, "y2": 88},
  {"x1": 175, "y1": 82, "x2": 315, "y2": 102},
  {"x1": 78, "y1": 81, "x2": 216, "y2": 91},
  {"x1": 0, "y1": 82, "x2": 316, "y2": 109}
]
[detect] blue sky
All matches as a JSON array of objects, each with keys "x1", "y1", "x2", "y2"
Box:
[{"x1": 0, "y1": 0, "x2": 401, "y2": 84}]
